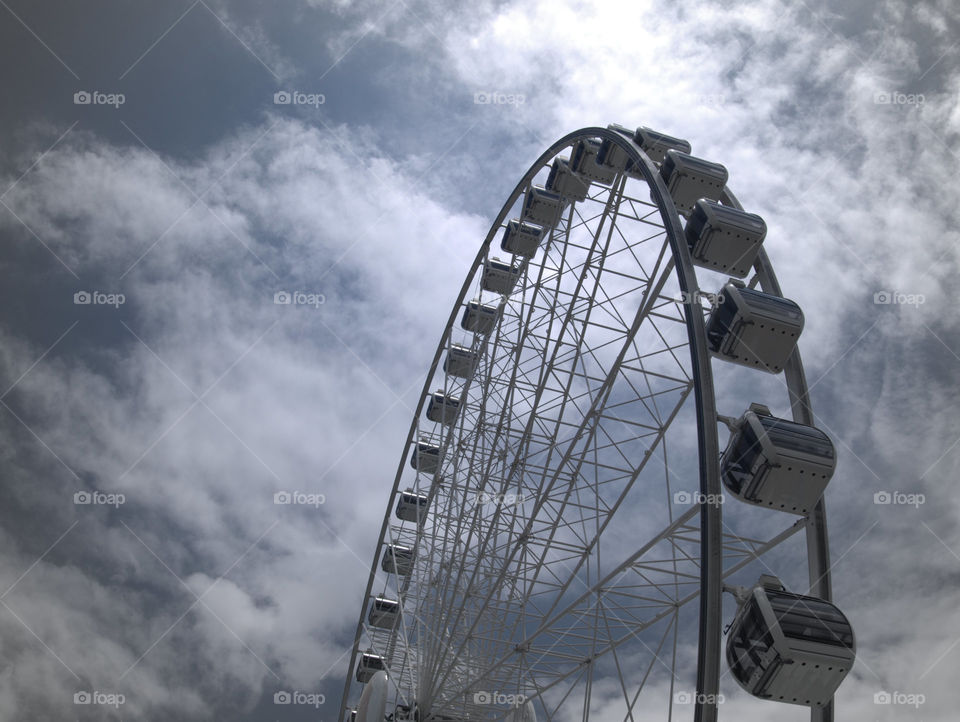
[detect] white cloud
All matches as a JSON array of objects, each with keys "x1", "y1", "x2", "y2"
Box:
[
  {"x1": 1, "y1": 0, "x2": 958, "y2": 719},
  {"x1": 0, "y1": 115, "x2": 489, "y2": 718}
]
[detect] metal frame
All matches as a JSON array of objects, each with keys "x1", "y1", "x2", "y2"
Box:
[
  {"x1": 336, "y1": 128, "x2": 833, "y2": 722},
  {"x1": 722, "y1": 186, "x2": 834, "y2": 722}
]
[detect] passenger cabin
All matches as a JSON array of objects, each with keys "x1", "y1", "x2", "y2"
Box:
[
  {"x1": 721, "y1": 403, "x2": 836, "y2": 515},
  {"x1": 521, "y1": 185, "x2": 565, "y2": 226},
  {"x1": 659, "y1": 150, "x2": 728, "y2": 216},
  {"x1": 635, "y1": 126, "x2": 692, "y2": 163},
  {"x1": 356, "y1": 652, "x2": 387, "y2": 683},
  {"x1": 571, "y1": 138, "x2": 617, "y2": 185},
  {"x1": 546, "y1": 157, "x2": 590, "y2": 201},
  {"x1": 444, "y1": 344, "x2": 478, "y2": 379},
  {"x1": 461, "y1": 301, "x2": 501, "y2": 336},
  {"x1": 706, "y1": 281, "x2": 804, "y2": 373},
  {"x1": 727, "y1": 576, "x2": 855, "y2": 708},
  {"x1": 410, "y1": 441, "x2": 440, "y2": 473},
  {"x1": 685, "y1": 199, "x2": 767, "y2": 278},
  {"x1": 501, "y1": 219, "x2": 544, "y2": 258},
  {"x1": 367, "y1": 596, "x2": 400, "y2": 629},
  {"x1": 426, "y1": 391, "x2": 461, "y2": 426},
  {"x1": 396, "y1": 490, "x2": 430, "y2": 523},
  {"x1": 393, "y1": 704, "x2": 420, "y2": 721},
  {"x1": 597, "y1": 123, "x2": 638, "y2": 174},
  {"x1": 481, "y1": 258, "x2": 522, "y2": 295},
  {"x1": 381, "y1": 544, "x2": 415, "y2": 576}
]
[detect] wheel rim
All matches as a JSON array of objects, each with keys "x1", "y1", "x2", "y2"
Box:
[{"x1": 338, "y1": 127, "x2": 830, "y2": 722}]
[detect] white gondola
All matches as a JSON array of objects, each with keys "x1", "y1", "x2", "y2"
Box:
[
  {"x1": 706, "y1": 280, "x2": 803, "y2": 373},
  {"x1": 381, "y1": 544, "x2": 415, "y2": 576},
  {"x1": 634, "y1": 126, "x2": 692, "y2": 163},
  {"x1": 545, "y1": 157, "x2": 590, "y2": 201},
  {"x1": 426, "y1": 391, "x2": 461, "y2": 425},
  {"x1": 597, "y1": 123, "x2": 637, "y2": 173},
  {"x1": 501, "y1": 219, "x2": 544, "y2": 258},
  {"x1": 367, "y1": 596, "x2": 400, "y2": 629},
  {"x1": 726, "y1": 576, "x2": 855, "y2": 708},
  {"x1": 481, "y1": 258, "x2": 522, "y2": 295},
  {"x1": 410, "y1": 441, "x2": 440, "y2": 472},
  {"x1": 393, "y1": 703, "x2": 420, "y2": 721},
  {"x1": 355, "y1": 673, "x2": 388, "y2": 722},
  {"x1": 685, "y1": 199, "x2": 767, "y2": 277},
  {"x1": 521, "y1": 185, "x2": 565, "y2": 226},
  {"x1": 659, "y1": 149, "x2": 728, "y2": 216},
  {"x1": 721, "y1": 403, "x2": 836, "y2": 515},
  {"x1": 461, "y1": 300, "x2": 501, "y2": 336},
  {"x1": 396, "y1": 490, "x2": 430, "y2": 523},
  {"x1": 356, "y1": 652, "x2": 387, "y2": 683},
  {"x1": 444, "y1": 344, "x2": 478, "y2": 379},
  {"x1": 505, "y1": 700, "x2": 538, "y2": 722},
  {"x1": 570, "y1": 138, "x2": 617, "y2": 185}
]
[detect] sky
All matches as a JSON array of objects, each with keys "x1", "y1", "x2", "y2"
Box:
[{"x1": 0, "y1": 0, "x2": 958, "y2": 720}]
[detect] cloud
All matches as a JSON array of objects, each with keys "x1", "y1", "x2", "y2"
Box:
[
  {"x1": 1, "y1": 0, "x2": 958, "y2": 719},
  {"x1": 0, "y1": 115, "x2": 489, "y2": 718}
]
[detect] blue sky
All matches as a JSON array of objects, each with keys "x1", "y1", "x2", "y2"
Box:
[{"x1": 0, "y1": 0, "x2": 958, "y2": 720}]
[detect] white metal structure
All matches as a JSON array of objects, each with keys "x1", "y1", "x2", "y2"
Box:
[
  {"x1": 725, "y1": 576, "x2": 855, "y2": 708},
  {"x1": 339, "y1": 125, "x2": 849, "y2": 722}
]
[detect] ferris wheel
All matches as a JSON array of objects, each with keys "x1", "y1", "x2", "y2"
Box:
[{"x1": 337, "y1": 125, "x2": 856, "y2": 722}]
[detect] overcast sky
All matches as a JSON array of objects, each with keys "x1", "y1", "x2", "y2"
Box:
[{"x1": 0, "y1": 0, "x2": 958, "y2": 720}]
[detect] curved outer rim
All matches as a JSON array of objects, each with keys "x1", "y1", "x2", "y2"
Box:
[
  {"x1": 337, "y1": 126, "x2": 831, "y2": 722},
  {"x1": 722, "y1": 187, "x2": 835, "y2": 722}
]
